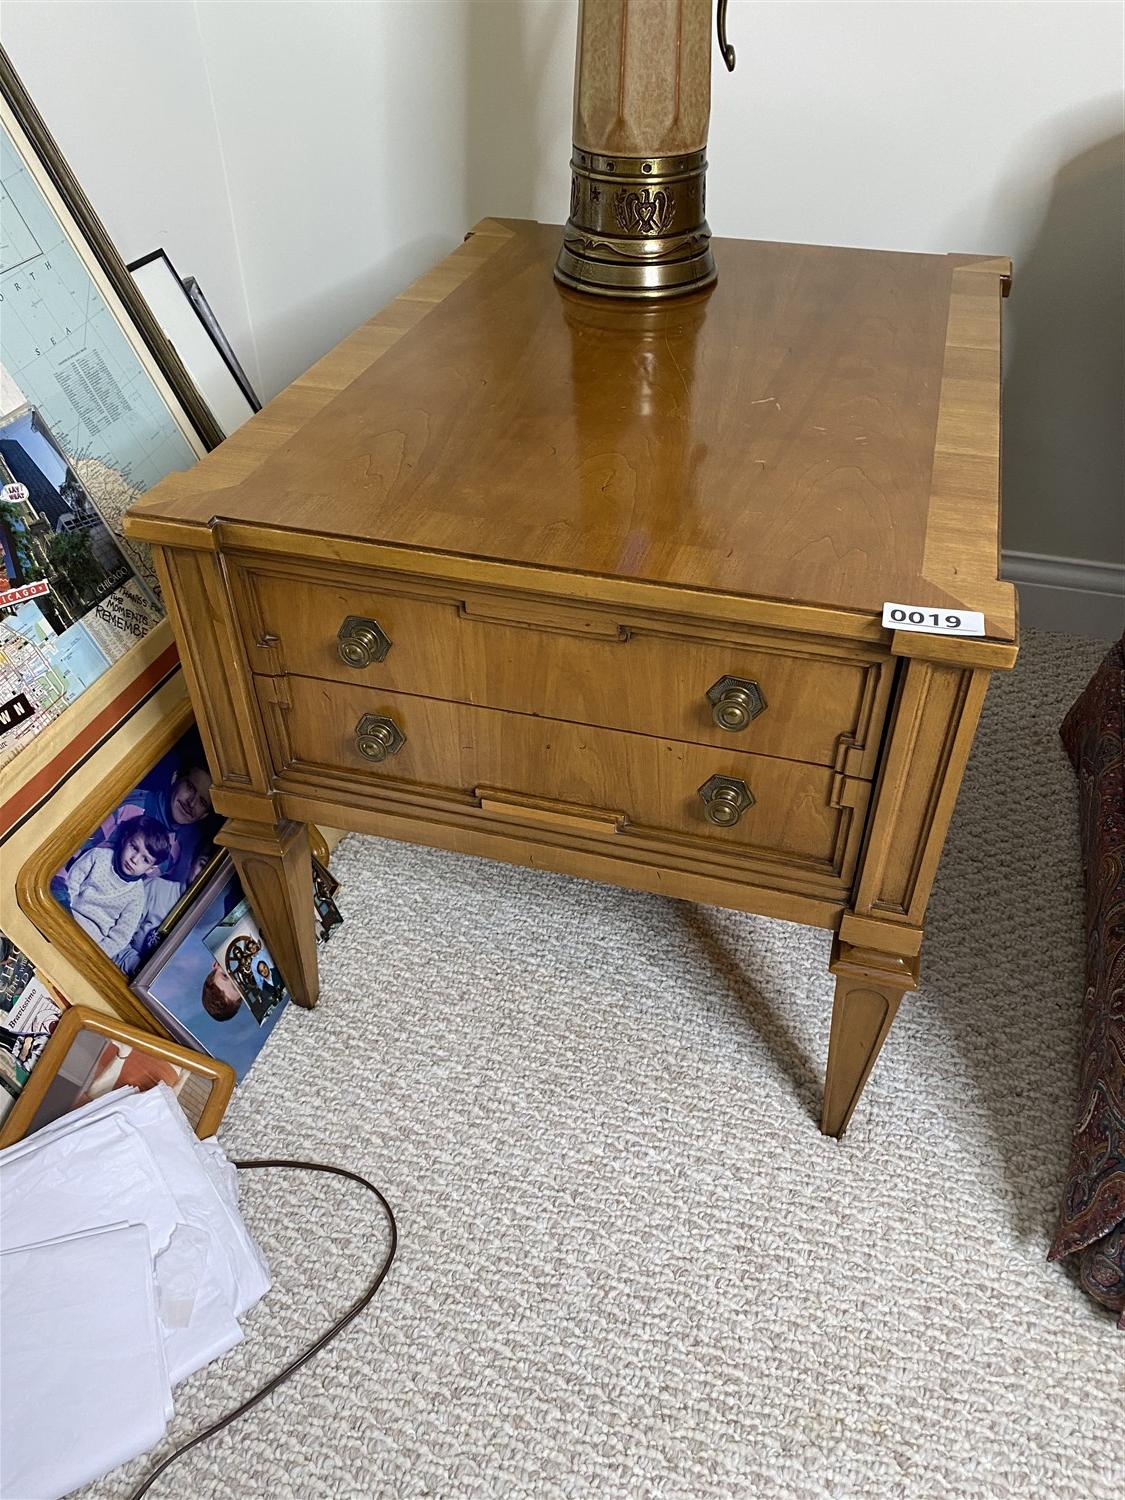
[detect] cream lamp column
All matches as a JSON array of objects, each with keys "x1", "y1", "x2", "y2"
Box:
[{"x1": 555, "y1": 0, "x2": 737, "y2": 299}]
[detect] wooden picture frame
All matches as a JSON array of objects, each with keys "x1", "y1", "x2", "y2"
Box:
[
  {"x1": 0, "y1": 668, "x2": 190, "y2": 1018},
  {"x1": 15, "y1": 692, "x2": 199, "y2": 1033},
  {"x1": 8, "y1": 673, "x2": 335, "y2": 1032},
  {"x1": 0, "y1": 1003, "x2": 235, "y2": 1148}
]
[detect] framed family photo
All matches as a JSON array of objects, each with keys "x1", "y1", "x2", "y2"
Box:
[
  {"x1": 0, "y1": 667, "x2": 186, "y2": 1015},
  {"x1": 48, "y1": 719, "x2": 221, "y2": 979},
  {"x1": 16, "y1": 694, "x2": 339, "y2": 1077},
  {"x1": 133, "y1": 853, "x2": 291, "y2": 1081},
  {"x1": 16, "y1": 695, "x2": 214, "y2": 1031}
]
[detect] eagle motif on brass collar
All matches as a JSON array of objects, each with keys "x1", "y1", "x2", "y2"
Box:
[{"x1": 613, "y1": 186, "x2": 675, "y2": 236}]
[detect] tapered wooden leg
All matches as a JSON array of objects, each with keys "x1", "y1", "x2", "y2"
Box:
[
  {"x1": 821, "y1": 939, "x2": 917, "y2": 1137},
  {"x1": 217, "y1": 816, "x2": 320, "y2": 1009}
]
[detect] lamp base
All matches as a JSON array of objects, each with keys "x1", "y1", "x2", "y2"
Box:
[{"x1": 554, "y1": 148, "x2": 717, "y2": 301}]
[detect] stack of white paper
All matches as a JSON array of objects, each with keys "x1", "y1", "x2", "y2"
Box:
[{"x1": 0, "y1": 1084, "x2": 269, "y2": 1500}]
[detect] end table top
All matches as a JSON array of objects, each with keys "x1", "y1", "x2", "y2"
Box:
[{"x1": 127, "y1": 219, "x2": 1016, "y2": 646}]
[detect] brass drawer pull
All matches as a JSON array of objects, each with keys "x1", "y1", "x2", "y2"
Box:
[
  {"x1": 354, "y1": 713, "x2": 405, "y2": 761},
  {"x1": 476, "y1": 786, "x2": 627, "y2": 834},
  {"x1": 706, "y1": 675, "x2": 766, "y2": 732},
  {"x1": 338, "y1": 615, "x2": 392, "y2": 668},
  {"x1": 698, "y1": 774, "x2": 753, "y2": 827}
]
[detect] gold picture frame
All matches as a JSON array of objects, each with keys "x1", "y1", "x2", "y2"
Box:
[
  {"x1": 15, "y1": 694, "x2": 199, "y2": 1033},
  {"x1": 9, "y1": 674, "x2": 335, "y2": 1032},
  {"x1": 0, "y1": 1003, "x2": 236, "y2": 1148},
  {"x1": 0, "y1": 670, "x2": 189, "y2": 1014}
]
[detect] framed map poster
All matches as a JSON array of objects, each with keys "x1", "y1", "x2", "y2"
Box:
[{"x1": 0, "y1": 45, "x2": 221, "y2": 778}]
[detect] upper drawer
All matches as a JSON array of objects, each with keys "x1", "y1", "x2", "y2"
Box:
[{"x1": 231, "y1": 564, "x2": 892, "y2": 774}]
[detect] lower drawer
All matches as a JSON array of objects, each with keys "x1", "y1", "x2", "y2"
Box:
[{"x1": 257, "y1": 675, "x2": 869, "y2": 885}]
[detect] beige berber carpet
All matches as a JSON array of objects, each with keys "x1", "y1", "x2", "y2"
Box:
[{"x1": 86, "y1": 628, "x2": 1122, "y2": 1500}]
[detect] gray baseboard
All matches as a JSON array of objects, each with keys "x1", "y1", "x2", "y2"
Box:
[{"x1": 1002, "y1": 550, "x2": 1124, "y2": 639}]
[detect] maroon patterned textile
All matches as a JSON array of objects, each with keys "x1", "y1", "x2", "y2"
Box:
[{"x1": 1049, "y1": 636, "x2": 1125, "y2": 1325}]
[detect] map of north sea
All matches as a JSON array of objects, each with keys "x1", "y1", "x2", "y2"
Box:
[{"x1": 1, "y1": 119, "x2": 198, "y2": 764}]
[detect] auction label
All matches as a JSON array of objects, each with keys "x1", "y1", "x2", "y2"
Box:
[{"x1": 881, "y1": 603, "x2": 985, "y2": 637}]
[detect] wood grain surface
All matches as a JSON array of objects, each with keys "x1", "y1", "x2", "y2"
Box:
[
  {"x1": 123, "y1": 221, "x2": 1018, "y2": 1136},
  {"x1": 257, "y1": 674, "x2": 865, "y2": 881},
  {"x1": 127, "y1": 220, "x2": 1015, "y2": 648},
  {"x1": 233, "y1": 561, "x2": 893, "y2": 772}
]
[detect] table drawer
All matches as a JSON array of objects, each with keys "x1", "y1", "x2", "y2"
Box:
[
  {"x1": 257, "y1": 674, "x2": 869, "y2": 884},
  {"x1": 234, "y1": 565, "x2": 891, "y2": 773}
]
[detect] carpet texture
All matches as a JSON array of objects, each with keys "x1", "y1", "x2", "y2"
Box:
[{"x1": 85, "y1": 629, "x2": 1123, "y2": 1500}]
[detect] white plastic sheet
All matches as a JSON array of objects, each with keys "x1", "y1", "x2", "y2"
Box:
[
  {"x1": 0, "y1": 1224, "x2": 169, "y2": 1499},
  {"x1": 0, "y1": 1085, "x2": 270, "y2": 1500}
]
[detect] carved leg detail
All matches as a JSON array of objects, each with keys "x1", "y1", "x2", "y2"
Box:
[
  {"x1": 217, "y1": 817, "x2": 320, "y2": 1009},
  {"x1": 821, "y1": 938, "x2": 917, "y2": 1138}
]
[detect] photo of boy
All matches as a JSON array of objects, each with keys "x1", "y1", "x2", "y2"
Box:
[
  {"x1": 131, "y1": 855, "x2": 290, "y2": 1081},
  {"x1": 91, "y1": 736, "x2": 219, "y2": 886},
  {"x1": 62, "y1": 816, "x2": 170, "y2": 973},
  {"x1": 200, "y1": 963, "x2": 243, "y2": 1022},
  {"x1": 203, "y1": 899, "x2": 286, "y2": 1027},
  {"x1": 124, "y1": 846, "x2": 216, "y2": 978},
  {"x1": 52, "y1": 725, "x2": 223, "y2": 976},
  {"x1": 254, "y1": 959, "x2": 286, "y2": 1015}
]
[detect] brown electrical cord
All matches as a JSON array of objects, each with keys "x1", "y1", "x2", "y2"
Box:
[{"x1": 127, "y1": 1157, "x2": 398, "y2": 1500}]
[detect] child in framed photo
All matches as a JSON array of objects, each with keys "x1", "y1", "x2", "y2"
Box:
[{"x1": 50, "y1": 724, "x2": 222, "y2": 976}]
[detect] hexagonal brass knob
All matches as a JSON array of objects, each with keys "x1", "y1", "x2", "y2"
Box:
[
  {"x1": 338, "y1": 615, "x2": 392, "y2": 669},
  {"x1": 354, "y1": 713, "x2": 405, "y2": 762},
  {"x1": 698, "y1": 774, "x2": 754, "y2": 827},
  {"x1": 706, "y1": 675, "x2": 766, "y2": 732}
]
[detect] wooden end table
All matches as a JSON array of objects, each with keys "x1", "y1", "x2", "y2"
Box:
[{"x1": 124, "y1": 220, "x2": 1017, "y2": 1136}]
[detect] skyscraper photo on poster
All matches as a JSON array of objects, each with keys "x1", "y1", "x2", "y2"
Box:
[{"x1": 0, "y1": 404, "x2": 161, "y2": 765}]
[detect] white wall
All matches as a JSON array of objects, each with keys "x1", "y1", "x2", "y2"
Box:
[
  {"x1": 469, "y1": 0, "x2": 1125, "y2": 571},
  {"x1": 193, "y1": 1, "x2": 482, "y2": 402},
  {"x1": 4, "y1": 0, "x2": 1122, "y2": 575},
  {"x1": 4, "y1": 0, "x2": 260, "y2": 391}
]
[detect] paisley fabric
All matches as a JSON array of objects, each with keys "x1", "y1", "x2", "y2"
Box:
[{"x1": 1049, "y1": 636, "x2": 1125, "y2": 1326}]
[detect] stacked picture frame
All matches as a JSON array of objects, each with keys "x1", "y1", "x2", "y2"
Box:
[{"x1": 0, "y1": 47, "x2": 337, "y2": 1124}]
